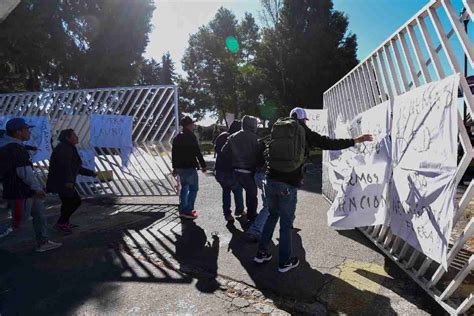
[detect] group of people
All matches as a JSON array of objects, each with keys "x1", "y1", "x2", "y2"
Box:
[
  {"x1": 172, "y1": 107, "x2": 373, "y2": 272},
  {"x1": 0, "y1": 118, "x2": 95, "y2": 252}
]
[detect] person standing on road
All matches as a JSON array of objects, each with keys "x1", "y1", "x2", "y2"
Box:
[
  {"x1": 46, "y1": 129, "x2": 96, "y2": 233},
  {"x1": 214, "y1": 120, "x2": 244, "y2": 222},
  {"x1": 254, "y1": 107, "x2": 373, "y2": 273},
  {"x1": 172, "y1": 116, "x2": 207, "y2": 220},
  {"x1": 222, "y1": 115, "x2": 262, "y2": 222},
  {"x1": 0, "y1": 118, "x2": 62, "y2": 252}
]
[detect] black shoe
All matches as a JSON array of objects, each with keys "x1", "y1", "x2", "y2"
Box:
[
  {"x1": 278, "y1": 257, "x2": 299, "y2": 273},
  {"x1": 235, "y1": 210, "x2": 246, "y2": 218},
  {"x1": 247, "y1": 213, "x2": 257, "y2": 222},
  {"x1": 253, "y1": 250, "x2": 272, "y2": 263}
]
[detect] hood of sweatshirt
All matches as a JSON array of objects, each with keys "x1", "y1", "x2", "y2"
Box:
[
  {"x1": 0, "y1": 135, "x2": 23, "y2": 148},
  {"x1": 242, "y1": 115, "x2": 257, "y2": 134}
]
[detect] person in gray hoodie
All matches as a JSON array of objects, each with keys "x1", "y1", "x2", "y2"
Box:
[
  {"x1": 0, "y1": 118, "x2": 62, "y2": 252},
  {"x1": 222, "y1": 115, "x2": 263, "y2": 221}
]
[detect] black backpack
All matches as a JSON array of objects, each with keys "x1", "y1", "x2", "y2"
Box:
[{"x1": 267, "y1": 117, "x2": 306, "y2": 172}]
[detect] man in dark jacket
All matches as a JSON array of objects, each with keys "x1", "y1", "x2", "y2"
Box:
[
  {"x1": 0, "y1": 118, "x2": 62, "y2": 252},
  {"x1": 222, "y1": 115, "x2": 263, "y2": 221},
  {"x1": 172, "y1": 116, "x2": 207, "y2": 219},
  {"x1": 214, "y1": 120, "x2": 244, "y2": 222},
  {"x1": 254, "y1": 108, "x2": 373, "y2": 273},
  {"x1": 47, "y1": 129, "x2": 96, "y2": 233}
]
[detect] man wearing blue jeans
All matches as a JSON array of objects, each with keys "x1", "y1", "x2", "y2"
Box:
[
  {"x1": 0, "y1": 118, "x2": 62, "y2": 252},
  {"x1": 245, "y1": 171, "x2": 268, "y2": 240},
  {"x1": 254, "y1": 108, "x2": 373, "y2": 272},
  {"x1": 172, "y1": 116, "x2": 207, "y2": 220},
  {"x1": 214, "y1": 121, "x2": 244, "y2": 222}
]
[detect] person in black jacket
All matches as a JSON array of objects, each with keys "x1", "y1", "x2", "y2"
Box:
[
  {"x1": 0, "y1": 118, "x2": 62, "y2": 252},
  {"x1": 172, "y1": 116, "x2": 207, "y2": 220},
  {"x1": 46, "y1": 129, "x2": 96, "y2": 233},
  {"x1": 254, "y1": 107, "x2": 374, "y2": 273},
  {"x1": 214, "y1": 120, "x2": 244, "y2": 222}
]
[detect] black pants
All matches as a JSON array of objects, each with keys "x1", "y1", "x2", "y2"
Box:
[
  {"x1": 57, "y1": 190, "x2": 82, "y2": 224},
  {"x1": 234, "y1": 171, "x2": 258, "y2": 219}
]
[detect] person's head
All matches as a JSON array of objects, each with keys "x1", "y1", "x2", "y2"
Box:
[
  {"x1": 5, "y1": 118, "x2": 34, "y2": 141},
  {"x1": 228, "y1": 120, "x2": 241, "y2": 134},
  {"x1": 242, "y1": 115, "x2": 258, "y2": 133},
  {"x1": 180, "y1": 116, "x2": 195, "y2": 131},
  {"x1": 290, "y1": 107, "x2": 309, "y2": 125},
  {"x1": 58, "y1": 129, "x2": 79, "y2": 145}
]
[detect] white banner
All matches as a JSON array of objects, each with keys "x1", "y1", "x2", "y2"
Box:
[
  {"x1": 0, "y1": 116, "x2": 52, "y2": 162},
  {"x1": 305, "y1": 109, "x2": 328, "y2": 135},
  {"x1": 328, "y1": 101, "x2": 391, "y2": 229},
  {"x1": 89, "y1": 115, "x2": 133, "y2": 167},
  {"x1": 390, "y1": 73, "x2": 460, "y2": 268},
  {"x1": 77, "y1": 148, "x2": 97, "y2": 183}
]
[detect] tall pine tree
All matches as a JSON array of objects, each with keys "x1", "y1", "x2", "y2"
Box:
[{"x1": 257, "y1": 0, "x2": 358, "y2": 113}]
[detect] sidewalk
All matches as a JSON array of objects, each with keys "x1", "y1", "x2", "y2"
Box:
[{"x1": 0, "y1": 159, "x2": 444, "y2": 315}]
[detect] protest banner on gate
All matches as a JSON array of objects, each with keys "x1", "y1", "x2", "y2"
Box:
[
  {"x1": 305, "y1": 109, "x2": 328, "y2": 136},
  {"x1": 326, "y1": 73, "x2": 460, "y2": 268},
  {"x1": 77, "y1": 148, "x2": 97, "y2": 183},
  {"x1": 89, "y1": 115, "x2": 133, "y2": 167},
  {"x1": 327, "y1": 101, "x2": 391, "y2": 229},
  {"x1": 0, "y1": 116, "x2": 52, "y2": 162},
  {"x1": 389, "y1": 73, "x2": 459, "y2": 269}
]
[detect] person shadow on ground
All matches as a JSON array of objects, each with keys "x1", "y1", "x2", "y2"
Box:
[
  {"x1": 174, "y1": 219, "x2": 220, "y2": 293},
  {"x1": 226, "y1": 223, "x2": 397, "y2": 314}
]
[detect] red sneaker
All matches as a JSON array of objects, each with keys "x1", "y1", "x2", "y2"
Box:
[{"x1": 179, "y1": 212, "x2": 198, "y2": 220}]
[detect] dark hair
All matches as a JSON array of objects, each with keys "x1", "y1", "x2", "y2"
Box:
[
  {"x1": 58, "y1": 129, "x2": 75, "y2": 143},
  {"x1": 180, "y1": 116, "x2": 193, "y2": 127}
]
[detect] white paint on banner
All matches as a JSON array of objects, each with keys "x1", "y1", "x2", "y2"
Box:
[
  {"x1": 390, "y1": 73, "x2": 460, "y2": 268},
  {"x1": 305, "y1": 109, "x2": 328, "y2": 135},
  {"x1": 0, "y1": 116, "x2": 52, "y2": 162},
  {"x1": 89, "y1": 115, "x2": 133, "y2": 167},
  {"x1": 328, "y1": 101, "x2": 391, "y2": 229}
]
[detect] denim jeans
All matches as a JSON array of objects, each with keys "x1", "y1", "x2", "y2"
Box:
[
  {"x1": 215, "y1": 170, "x2": 244, "y2": 216},
  {"x1": 177, "y1": 168, "x2": 199, "y2": 214},
  {"x1": 234, "y1": 171, "x2": 258, "y2": 218},
  {"x1": 258, "y1": 178, "x2": 297, "y2": 265},
  {"x1": 247, "y1": 172, "x2": 269, "y2": 235},
  {"x1": 7, "y1": 198, "x2": 49, "y2": 245}
]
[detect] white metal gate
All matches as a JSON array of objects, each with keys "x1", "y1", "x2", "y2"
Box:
[
  {"x1": 0, "y1": 85, "x2": 179, "y2": 197},
  {"x1": 322, "y1": 0, "x2": 473, "y2": 314}
]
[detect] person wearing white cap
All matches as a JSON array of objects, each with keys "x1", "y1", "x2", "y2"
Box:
[{"x1": 253, "y1": 107, "x2": 373, "y2": 273}]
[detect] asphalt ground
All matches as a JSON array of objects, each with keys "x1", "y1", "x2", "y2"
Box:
[{"x1": 0, "y1": 157, "x2": 446, "y2": 315}]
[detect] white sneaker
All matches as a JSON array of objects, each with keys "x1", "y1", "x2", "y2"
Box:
[{"x1": 36, "y1": 240, "x2": 62, "y2": 252}]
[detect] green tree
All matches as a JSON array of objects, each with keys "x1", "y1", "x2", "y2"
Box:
[
  {"x1": 160, "y1": 52, "x2": 176, "y2": 85},
  {"x1": 0, "y1": 0, "x2": 155, "y2": 92},
  {"x1": 138, "y1": 58, "x2": 162, "y2": 85},
  {"x1": 180, "y1": 8, "x2": 264, "y2": 120},
  {"x1": 257, "y1": 0, "x2": 358, "y2": 113}
]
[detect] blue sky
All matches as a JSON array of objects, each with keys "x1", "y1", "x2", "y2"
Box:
[{"x1": 145, "y1": 0, "x2": 431, "y2": 74}]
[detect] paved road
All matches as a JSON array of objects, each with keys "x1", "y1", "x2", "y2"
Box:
[{"x1": 0, "y1": 158, "x2": 444, "y2": 315}]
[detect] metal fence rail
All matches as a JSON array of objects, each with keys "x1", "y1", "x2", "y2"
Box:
[
  {"x1": 0, "y1": 85, "x2": 179, "y2": 197},
  {"x1": 322, "y1": 0, "x2": 473, "y2": 314}
]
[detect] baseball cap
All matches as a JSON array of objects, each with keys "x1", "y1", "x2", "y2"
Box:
[
  {"x1": 5, "y1": 118, "x2": 34, "y2": 132},
  {"x1": 180, "y1": 116, "x2": 194, "y2": 127},
  {"x1": 290, "y1": 107, "x2": 308, "y2": 121}
]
